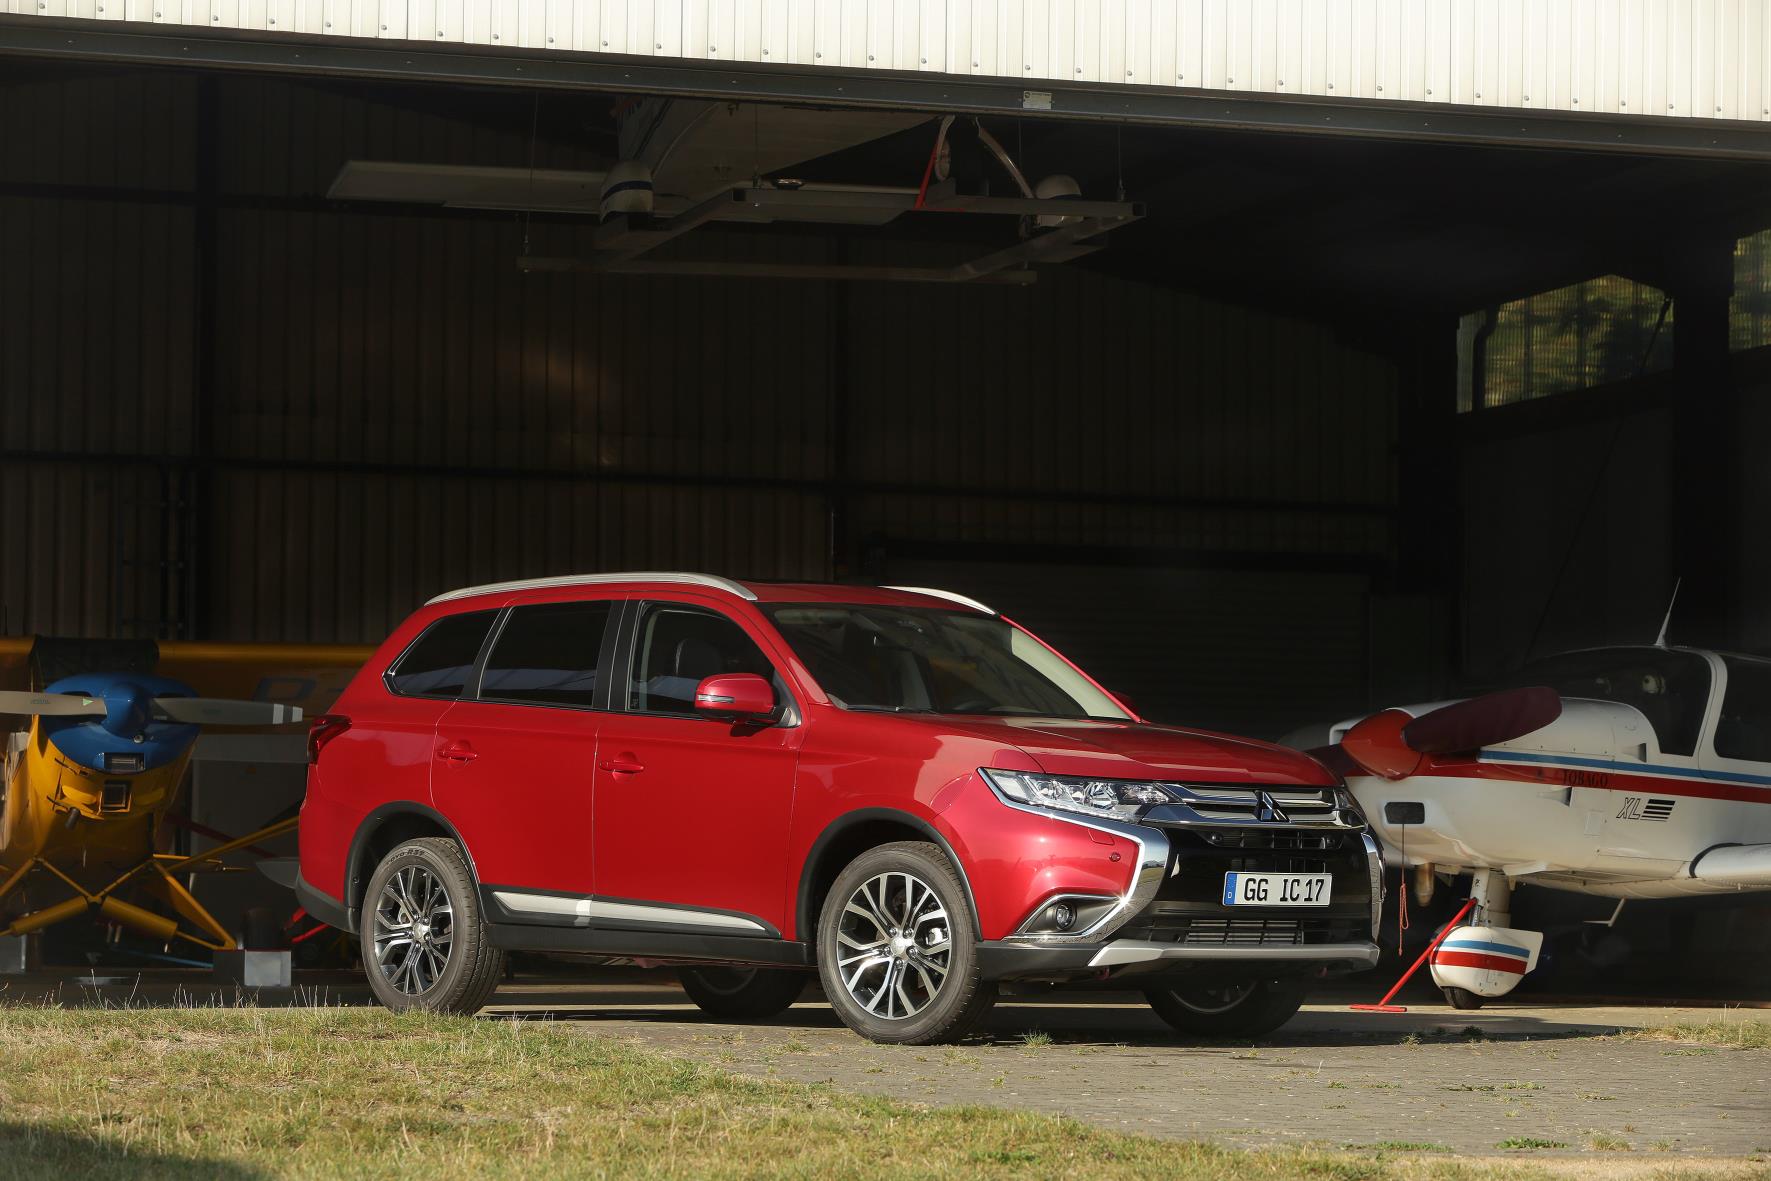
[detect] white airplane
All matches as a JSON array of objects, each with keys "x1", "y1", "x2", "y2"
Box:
[{"x1": 1296, "y1": 643, "x2": 1771, "y2": 1008}]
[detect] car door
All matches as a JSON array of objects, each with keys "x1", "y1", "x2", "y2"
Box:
[
  {"x1": 431, "y1": 595, "x2": 619, "y2": 901},
  {"x1": 592, "y1": 597, "x2": 801, "y2": 936}
]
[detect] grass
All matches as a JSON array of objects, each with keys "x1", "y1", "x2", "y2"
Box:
[
  {"x1": 1621, "y1": 1011, "x2": 1771, "y2": 1051},
  {"x1": 0, "y1": 1006, "x2": 1768, "y2": 1180}
]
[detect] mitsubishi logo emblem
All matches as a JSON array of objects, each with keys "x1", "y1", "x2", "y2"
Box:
[{"x1": 1255, "y1": 790, "x2": 1289, "y2": 823}]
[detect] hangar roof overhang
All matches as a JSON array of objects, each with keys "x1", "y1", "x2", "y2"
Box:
[
  {"x1": 5, "y1": 3, "x2": 1771, "y2": 160},
  {"x1": 6, "y1": 7, "x2": 1771, "y2": 339}
]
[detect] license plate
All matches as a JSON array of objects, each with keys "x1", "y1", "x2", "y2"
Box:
[{"x1": 1223, "y1": 872, "x2": 1332, "y2": 907}]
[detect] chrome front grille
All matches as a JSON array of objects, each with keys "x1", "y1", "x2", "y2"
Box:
[
  {"x1": 1172, "y1": 786, "x2": 1341, "y2": 824},
  {"x1": 1201, "y1": 830, "x2": 1350, "y2": 851}
]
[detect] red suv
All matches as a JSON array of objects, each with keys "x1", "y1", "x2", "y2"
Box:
[{"x1": 297, "y1": 573, "x2": 1379, "y2": 1044}]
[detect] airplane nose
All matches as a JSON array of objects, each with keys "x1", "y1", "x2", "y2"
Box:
[{"x1": 98, "y1": 682, "x2": 153, "y2": 738}]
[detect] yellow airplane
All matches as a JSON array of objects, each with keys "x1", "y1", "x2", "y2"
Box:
[{"x1": 0, "y1": 637, "x2": 369, "y2": 952}]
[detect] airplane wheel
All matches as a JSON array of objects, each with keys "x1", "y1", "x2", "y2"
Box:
[
  {"x1": 361, "y1": 837, "x2": 504, "y2": 1015},
  {"x1": 1443, "y1": 986, "x2": 1485, "y2": 1010}
]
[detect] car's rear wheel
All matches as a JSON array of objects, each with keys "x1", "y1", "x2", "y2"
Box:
[
  {"x1": 817, "y1": 841, "x2": 994, "y2": 1045},
  {"x1": 1145, "y1": 977, "x2": 1307, "y2": 1038},
  {"x1": 361, "y1": 837, "x2": 504, "y2": 1015},
  {"x1": 677, "y1": 966, "x2": 808, "y2": 1020}
]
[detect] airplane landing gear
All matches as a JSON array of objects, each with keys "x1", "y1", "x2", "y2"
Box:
[{"x1": 1443, "y1": 985, "x2": 1484, "y2": 1010}]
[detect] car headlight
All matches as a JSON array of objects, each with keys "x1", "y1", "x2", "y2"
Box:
[{"x1": 981, "y1": 768, "x2": 1177, "y2": 822}]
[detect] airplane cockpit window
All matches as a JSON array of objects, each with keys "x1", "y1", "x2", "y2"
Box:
[
  {"x1": 385, "y1": 609, "x2": 498, "y2": 699},
  {"x1": 1715, "y1": 657, "x2": 1771, "y2": 763},
  {"x1": 1501, "y1": 648, "x2": 1712, "y2": 757}
]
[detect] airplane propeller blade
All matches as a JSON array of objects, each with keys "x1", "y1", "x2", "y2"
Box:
[
  {"x1": 1337, "y1": 686, "x2": 1562, "y2": 781},
  {"x1": 1402, "y1": 686, "x2": 1562, "y2": 755},
  {"x1": 0, "y1": 691, "x2": 108, "y2": 717},
  {"x1": 152, "y1": 698, "x2": 305, "y2": 726}
]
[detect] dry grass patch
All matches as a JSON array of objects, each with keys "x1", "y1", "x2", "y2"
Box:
[
  {"x1": 1620, "y1": 1010, "x2": 1771, "y2": 1051},
  {"x1": 0, "y1": 1006, "x2": 1767, "y2": 1180}
]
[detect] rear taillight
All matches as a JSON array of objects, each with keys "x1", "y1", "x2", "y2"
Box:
[{"x1": 307, "y1": 714, "x2": 351, "y2": 764}]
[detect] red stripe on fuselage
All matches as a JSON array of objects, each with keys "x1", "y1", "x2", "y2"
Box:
[
  {"x1": 1433, "y1": 950, "x2": 1528, "y2": 974},
  {"x1": 1423, "y1": 756, "x2": 1771, "y2": 805}
]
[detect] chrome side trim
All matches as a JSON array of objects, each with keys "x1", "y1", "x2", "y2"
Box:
[
  {"x1": 492, "y1": 890, "x2": 592, "y2": 927},
  {"x1": 429, "y1": 571, "x2": 756, "y2": 605},
  {"x1": 491, "y1": 890, "x2": 769, "y2": 934},
  {"x1": 881, "y1": 586, "x2": 995, "y2": 614},
  {"x1": 988, "y1": 795, "x2": 1170, "y2": 945},
  {"x1": 1088, "y1": 940, "x2": 1381, "y2": 969}
]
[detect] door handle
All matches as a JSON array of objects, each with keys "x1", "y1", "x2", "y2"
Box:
[
  {"x1": 599, "y1": 755, "x2": 645, "y2": 775},
  {"x1": 437, "y1": 741, "x2": 478, "y2": 764}
]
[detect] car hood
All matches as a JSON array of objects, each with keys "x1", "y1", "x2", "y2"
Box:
[{"x1": 913, "y1": 715, "x2": 1337, "y2": 786}]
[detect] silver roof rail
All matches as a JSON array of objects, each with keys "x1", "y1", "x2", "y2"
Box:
[
  {"x1": 427, "y1": 572, "x2": 756, "y2": 605},
  {"x1": 883, "y1": 586, "x2": 994, "y2": 614}
]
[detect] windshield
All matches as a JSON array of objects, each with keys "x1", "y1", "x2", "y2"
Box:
[
  {"x1": 1715, "y1": 656, "x2": 1771, "y2": 763},
  {"x1": 761, "y1": 604, "x2": 1130, "y2": 720},
  {"x1": 1490, "y1": 647, "x2": 1712, "y2": 757}
]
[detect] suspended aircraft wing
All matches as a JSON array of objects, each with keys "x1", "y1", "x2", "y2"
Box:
[
  {"x1": 145, "y1": 641, "x2": 374, "y2": 721},
  {"x1": 1689, "y1": 844, "x2": 1771, "y2": 887}
]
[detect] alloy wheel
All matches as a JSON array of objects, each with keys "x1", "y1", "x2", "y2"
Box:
[
  {"x1": 373, "y1": 863, "x2": 454, "y2": 995},
  {"x1": 835, "y1": 870, "x2": 951, "y2": 1020}
]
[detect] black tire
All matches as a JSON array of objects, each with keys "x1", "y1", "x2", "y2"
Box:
[
  {"x1": 816, "y1": 841, "x2": 994, "y2": 1045},
  {"x1": 1146, "y1": 977, "x2": 1308, "y2": 1038},
  {"x1": 677, "y1": 966, "x2": 809, "y2": 1020},
  {"x1": 360, "y1": 837, "x2": 504, "y2": 1015},
  {"x1": 1444, "y1": 986, "x2": 1485, "y2": 1010}
]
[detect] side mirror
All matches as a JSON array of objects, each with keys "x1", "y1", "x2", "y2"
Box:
[{"x1": 694, "y1": 673, "x2": 776, "y2": 721}]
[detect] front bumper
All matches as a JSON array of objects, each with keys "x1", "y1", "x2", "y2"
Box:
[
  {"x1": 978, "y1": 938, "x2": 1381, "y2": 980},
  {"x1": 980, "y1": 798, "x2": 1385, "y2": 981}
]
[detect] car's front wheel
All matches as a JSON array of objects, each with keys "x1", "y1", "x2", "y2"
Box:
[
  {"x1": 817, "y1": 841, "x2": 994, "y2": 1045},
  {"x1": 1145, "y1": 977, "x2": 1307, "y2": 1038},
  {"x1": 678, "y1": 966, "x2": 808, "y2": 1020},
  {"x1": 360, "y1": 837, "x2": 504, "y2": 1015}
]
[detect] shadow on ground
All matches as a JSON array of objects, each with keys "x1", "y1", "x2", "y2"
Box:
[
  {"x1": 0, "y1": 1123, "x2": 267, "y2": 1181},
  {"x1": 494, "y1": 997, "x2": 1619, "y2": 1049}
]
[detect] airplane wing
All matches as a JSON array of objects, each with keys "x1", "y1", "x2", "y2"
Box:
[
  {"x1": 153, "y1": 641, "x2": 374, "y2": 719},
  {"x1": 1689, "y1": 844, "x2": 1771, "y2": 887}
]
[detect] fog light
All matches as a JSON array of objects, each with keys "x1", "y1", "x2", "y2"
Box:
[{"x1": 1050, "y1": 902, "x2": 1076, "y2": 931}]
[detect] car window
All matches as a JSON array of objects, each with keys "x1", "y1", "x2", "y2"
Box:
[
  {"x1": 628, "y1": 603, "x2": 775, "y2": 716},
  {"x1": 1715, "y1": 657, "x2": 1771, "y2": 763},
  {"x1": 479, "y1": 601, "x2": 614, "y2": 709},
  {"x1": 385, "y1": 610, "x2": 498, "y2": 699}
]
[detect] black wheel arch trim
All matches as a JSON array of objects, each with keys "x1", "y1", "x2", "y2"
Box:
[
  {"x1": 796, "y1": 807, "x2": 981, "y2": 942},
  {"x1": 341, "y1": 801, "x2": 480, "y2": 933}
]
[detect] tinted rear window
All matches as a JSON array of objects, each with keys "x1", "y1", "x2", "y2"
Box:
[
  {"x1": 480, "y1": 601, "x2": 614, "y2": 709},
  {"x1": 385, "y1": 610, "x2": 497, "y2": 699}
]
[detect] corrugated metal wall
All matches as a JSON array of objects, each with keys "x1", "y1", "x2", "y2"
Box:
[
  {"x1": 0, "y1": 70, "x2": 1398, "y2": 668},
  {"x1": 8, "y1": 0, "x2": 1766, "y2": 122}
]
